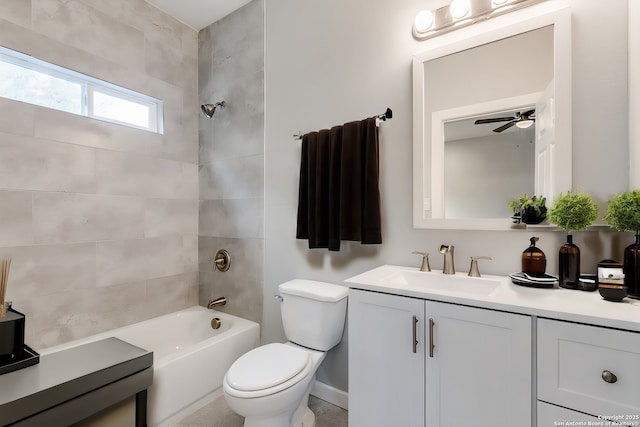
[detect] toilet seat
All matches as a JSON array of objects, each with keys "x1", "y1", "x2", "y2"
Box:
[{"x1": 224, "y1": 343, "x2": 318, "y2": 399}]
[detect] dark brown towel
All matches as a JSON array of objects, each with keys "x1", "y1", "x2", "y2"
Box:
[
  {"x1": 296, "y1": 116, "x2": 382, "y2": 251},
  {"x1": 340, "y1": 117, "x2": 382, "y2": 245}
]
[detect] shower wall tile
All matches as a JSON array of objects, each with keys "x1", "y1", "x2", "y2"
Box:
[
  {"x1": 0, "y1": 132, "x2": 96, "y2": 193},
  {"x1": 0, "y1": 0, "x2": 32, "y2": 28},
  {"x1": 24, "y1": 281, "x2": 148, "y2": 348},
  {"x1": 199, "y1": 198, "x2": 264, "y2": 239},
  {"x1": 32, "y1": 193, "x2": 145, "y2": 244},
  {"x1": 0, "y1": 0, "x2": 199, "y2": 349},
  {"x1": 32, "y1": 0, "x2": 146, "y2": 71},
  {"x1": 0, "y1": 243, "x2": 97, "y2": 300},
  {"x1": 0, "y1": 191, "x2": 33, "y2": 247},
  {"x1": 144, "y1": 199, "x2": 198, "y2": 238},
  {"x1": 95, "y1": 150, "x2": 198, "y2": 200},
  {"x1": 200, "y1": 154, "x2": 264, "y2": 200},
  {"x1": 0, "y1": 98, "x2": 34, "y2": 137},
  {"x1": 145, "y1": 272, "x2": 198, "y2": 318},
  {"x1": 95, "y1": 237, "x2": 195, "y2": 288}
]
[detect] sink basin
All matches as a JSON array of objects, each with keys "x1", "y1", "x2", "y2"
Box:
[{"x1": 386, "y1": 270, "x2": 501, "y2": 296}]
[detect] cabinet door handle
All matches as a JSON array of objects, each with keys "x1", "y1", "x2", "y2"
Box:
[
  {"x1": 412, "y1": 315, "x2": 419, "y2": 353},
  {"x1": 602, "y1": 370, "x2": 618, "y2": 384},
  {"x1": 428, "y1": 318, "x2": 435, "y2": 358}
]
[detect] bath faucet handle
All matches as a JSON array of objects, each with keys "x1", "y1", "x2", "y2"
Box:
[
  {"x1": 468, "y1": 256, "x2": 492, "y2": 277},
  {"x1": 412, "y1": 251, "x2": 431, "y2": 272}
]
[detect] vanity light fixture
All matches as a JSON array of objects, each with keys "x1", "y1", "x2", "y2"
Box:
[{"x1": 412, "y1": 0, "x2": 545, "y2": 41}]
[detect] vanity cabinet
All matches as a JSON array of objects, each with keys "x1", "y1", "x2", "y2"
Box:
[
  {"x1": 348, "y1": 288, "x2": 532, "y2": 427},
  {"x1": 537, "y1": 318, "x2": 640, "y2": 425}
]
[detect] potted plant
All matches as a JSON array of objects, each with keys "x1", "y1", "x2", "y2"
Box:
[
  {"x1": 604, "y1": 190, "x2": 640, "y2": 299},
  {"x1": 547, "y1": 191, "x2": 599, "y2": 289},
  {"x1": 508, "y1": 194, "x2": 547, "y2": 224}
]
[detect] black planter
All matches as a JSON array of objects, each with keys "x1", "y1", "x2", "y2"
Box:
[
  {"x1": 624, "y1": 234, "x2": 640, "y2": 299},
  {"x1": 521, "y1": 206, "x2": 547, "y2": 224},
  {"x1": 559, "y1": 234, "x2": 580, "y2": 289}
]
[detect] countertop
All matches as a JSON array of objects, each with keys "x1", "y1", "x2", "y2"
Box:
[
  {"x1": 345, "y1": 265, "x2": 640, "y2": 333},
  {"x1": 0, "y1": 337, "x2": 153, "y2": 426}
]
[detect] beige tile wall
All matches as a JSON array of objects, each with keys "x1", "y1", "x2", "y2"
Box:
[
  {"x1": 0, "y1": 0, "x2": 199, "y2": 349},
  {"x1": 198, "y1": 0, "x2": 265, "y2": 326}
]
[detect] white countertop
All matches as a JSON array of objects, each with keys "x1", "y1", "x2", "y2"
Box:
[{"x1": 345, "y1": 265, "x2": 640, "y2": 333}]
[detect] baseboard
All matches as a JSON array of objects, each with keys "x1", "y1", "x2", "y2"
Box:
[{"x1": 310, "y1": 380, "x2": 348, "y2": 410}]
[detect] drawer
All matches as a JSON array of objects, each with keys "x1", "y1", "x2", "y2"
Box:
[
  {"x1": 538, "y1": 318, "x2": 640, "y2": 418},
  {"x1": 537, "y1": 401, "x2": 628, "y2": 426}
]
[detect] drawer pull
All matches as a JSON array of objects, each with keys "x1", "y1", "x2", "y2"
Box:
[{"x1": 601, "y1": 370, "x2": 618, "y2": 384}]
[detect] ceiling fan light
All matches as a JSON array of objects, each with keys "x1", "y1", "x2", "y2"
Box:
[{"x1": 516, "y1": 119, "x2": 534, "y2": 129}]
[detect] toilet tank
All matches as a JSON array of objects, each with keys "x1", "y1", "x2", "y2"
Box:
[{"x1": 278, "y1": 280, "x2": 348, "y2": 351}]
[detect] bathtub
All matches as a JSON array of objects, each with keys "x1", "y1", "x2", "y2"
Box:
[{"x1": 41, "y1": 306, "x2": 260, "y2": 427}]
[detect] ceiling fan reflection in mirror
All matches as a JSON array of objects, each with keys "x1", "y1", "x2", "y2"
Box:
[{"x1": 474, "y1": 109, "x2": 535, "y2": 132}]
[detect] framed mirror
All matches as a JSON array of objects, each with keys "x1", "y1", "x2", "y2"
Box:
[{"x1": 412, "y1": 5, "x2": 571, "y2": 230}]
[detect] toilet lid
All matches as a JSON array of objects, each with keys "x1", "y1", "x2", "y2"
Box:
[{"x1": 226, "y1": 343, "x2": 310, "y2": 392}]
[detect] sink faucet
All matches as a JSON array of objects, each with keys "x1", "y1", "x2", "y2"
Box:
[
  {"x1": 207, "y1": 297, "x2": 227, "y2": 309},
  {"x1": 439, "y1": 245, "x2": 455, "y2": 275}
]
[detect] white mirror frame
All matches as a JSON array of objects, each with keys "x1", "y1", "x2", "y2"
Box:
[
  {"x1": 412, "y1": 3, "x2": 572, "y2": 230},
  {"x1": 630, "y1": 0, "x2": 640, "y2": 189}
]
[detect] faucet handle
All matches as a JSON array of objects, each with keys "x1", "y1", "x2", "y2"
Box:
[
  {"x1": 412, "y1": 251, "x2": 431, "y2": 272},
  {"x1": 468, "y1": 256, "x2": 492, "y2": 277}
]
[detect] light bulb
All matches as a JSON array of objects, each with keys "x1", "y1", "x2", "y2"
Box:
[
  {"x1": 450, "y1": 0, "x2": 471, "y2": 19},
  {"x1": 414, "y1": 10, "x2": 435, "y2": 33}
]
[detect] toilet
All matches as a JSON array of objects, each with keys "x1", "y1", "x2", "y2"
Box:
[{"x1": 223, "y1": 279, "x2": 348, "y2": 427}]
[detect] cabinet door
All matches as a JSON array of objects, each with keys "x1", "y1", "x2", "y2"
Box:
[
  {"x1": 426, "y1": 301, "x2": 532, "y2": 427},
  {"x1": 348, "y1": 289, "x2": 425, "y2": 427}
]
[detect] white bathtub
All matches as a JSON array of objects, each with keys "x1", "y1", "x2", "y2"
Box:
[{"x1": 41, "y1": 306, "x2": 260, "y2": 427}]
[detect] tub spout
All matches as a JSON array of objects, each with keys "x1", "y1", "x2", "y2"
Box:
[{"x1": 207, "y1": 297, "x2": 227, "y2": 309}]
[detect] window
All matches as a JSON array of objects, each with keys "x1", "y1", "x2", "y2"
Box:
[{"x1": 0, "y1": 46, "x2": 163, "y2": 133}]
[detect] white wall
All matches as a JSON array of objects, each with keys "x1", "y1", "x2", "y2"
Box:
[{"x1": 265, "y1": 0, "x2": 629, "y2": 393}]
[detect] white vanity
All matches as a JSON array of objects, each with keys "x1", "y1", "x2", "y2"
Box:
[{"x1": 346, "y1": 265, "x2": 640, "y2": 427}]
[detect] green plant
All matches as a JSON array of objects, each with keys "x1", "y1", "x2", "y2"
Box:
[
  {"x1": 547, "y1": 191, "x2": 599, "y2": 233},
  {"x1": 604, "y1": 190, "x2": 640, "y2": 233},
  {"x1": 508, "y1": 194, "x2": 547, "y2": 215}
]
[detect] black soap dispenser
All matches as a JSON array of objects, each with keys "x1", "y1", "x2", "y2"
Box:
[{"x1": 522, "y1": 236, "x2": 546, "y2": 274}]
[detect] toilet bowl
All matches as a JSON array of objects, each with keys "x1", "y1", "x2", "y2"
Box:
[
  {"x1": 223, "y1": 342, "x2": 325, "y2": 427},
  {"x1": 222, "y1": 279, "x2": 348, "y2": 427}
]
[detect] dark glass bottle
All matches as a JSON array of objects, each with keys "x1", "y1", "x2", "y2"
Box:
[
  {"x1": 522, "y1": 236, "x2": 546, "y2": 273},
  {"x1": 624, "y1": 233, "x2": 640, "y2": 299},
  {"x1": 559, "y1": 234, "x2": 580, "y2": 289}
]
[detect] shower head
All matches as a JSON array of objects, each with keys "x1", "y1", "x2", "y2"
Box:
[{"x1": 201, "y1": 101, "x2": 225, "y2": 118}]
